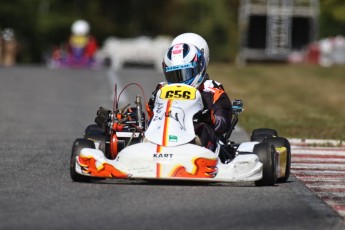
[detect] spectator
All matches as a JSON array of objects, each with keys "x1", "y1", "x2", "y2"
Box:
[{"x1": 1, "y1": 28, "x2": 18, "y2": 66}]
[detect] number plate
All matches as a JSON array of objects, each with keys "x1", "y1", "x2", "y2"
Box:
[{"x1": 159, "y1": 85, "x2": 197, "y2": 100}]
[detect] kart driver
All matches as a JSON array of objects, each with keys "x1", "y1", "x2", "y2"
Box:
[
  {"x1": 51, "y1": 19, "x2": 98, "y2": 67},
  {"x1": 146, "y1": 33, "x2": 233, "y2": 160},
  {"x1": 68, "y1": 19, "x2": 98, "y2": 60}
]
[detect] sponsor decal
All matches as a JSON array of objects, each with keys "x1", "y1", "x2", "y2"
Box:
[
  {"x1": 172, "y1": 44, "x2": 183, "y2": 54},
  {"x1": 153, "y1": 153, "x2": 173, "y2": 161},
  {"x1": 169, "y1": 135, "x2": 178, "y2": 142},
  {"x1": 276, "y1": 147, "x2": 287, "y2": 177},
  {"x1": 165, "y1": 63, "x2": 193, "y2": 72}
]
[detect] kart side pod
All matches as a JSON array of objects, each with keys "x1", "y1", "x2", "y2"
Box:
[{"x1": 218, "y1": 141, "x2": 277, "y2": 186}]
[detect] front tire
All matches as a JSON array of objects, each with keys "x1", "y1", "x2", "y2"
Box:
[
  {"x1": 70, "y1": 138, "x2": 95, "y2": 182},
  {"x1": 254, "y1": 142, "x2": 277, "y2": 186},
  {"x1": 264, "y1": 137, "x2": 291, "y2": 183}
]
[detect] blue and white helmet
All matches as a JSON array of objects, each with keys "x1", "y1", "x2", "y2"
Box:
[
  {"x1": 171, "y1": 33, "x2": 210, "y2": 67},
  {"x1": 163, "y1": 43, "x2": 206, "y2": 88}
]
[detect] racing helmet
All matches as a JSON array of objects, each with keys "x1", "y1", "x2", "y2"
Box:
[
  {"x1": 71, "y1": 20, "x2": 90, "y2": 36},
  {"x1": 1, "y1": 28, "x2": 15, "y2": 41},
  {"x1": 163, "y1": 43, "x2": 206, "y2": 88},
  {"x1": 171, "y1": 33, "x2": 210, "y2": 67}
]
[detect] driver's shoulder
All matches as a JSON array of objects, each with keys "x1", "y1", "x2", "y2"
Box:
[{"x1": 201, "y1": 79, "x2": 225, "y2": 93}]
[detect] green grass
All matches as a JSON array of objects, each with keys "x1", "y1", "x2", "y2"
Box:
[{"x1": 208, "y1": 63, "x2": 345, "y2": 140}]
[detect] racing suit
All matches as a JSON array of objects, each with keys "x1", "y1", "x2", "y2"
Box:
[
  {"x1": 146, "y1": 75, "x2": 232, "y2": 152},
  {"x1": 67, "y1": 35, "x2": 98, "y2": 59}
]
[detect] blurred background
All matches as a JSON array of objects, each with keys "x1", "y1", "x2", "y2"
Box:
[
  {"x1": 0, "y1": 0, "x2": 344, "y2": 66},
  {"x1": 0, "y1": 0, "x2": 344, "y2": 139}
]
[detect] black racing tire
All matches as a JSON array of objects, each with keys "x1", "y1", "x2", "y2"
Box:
[
  {"x1": 264, "y1": 137, "x2": 291, "y2": 183},
  {"x1": 254, "y1": 142, "x2": 277, "y2": 186},
  {"x1": 84, "y1": 124, "x2": 104, "y2": 137},
  {"x1": 251, "y1": 128, "x2": 278, "y2": 142},
  {"x1": 70, "y1": 138, "x2": 95, "y2": 182},
  {"x1": 84, "y1": 124, "x2": 109, "y2": 157}
]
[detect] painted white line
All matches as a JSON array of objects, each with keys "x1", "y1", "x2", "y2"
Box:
[
  {"x1": 324, "y1": 201, "x2": 345, "y2": 206},
  {"x1": 291, "y1": 170, "x2": 345, "y2": 174},
  {"x1": 295, "y1": 176, "x2": 345, "y2": 181},
  {"x1": 107, "y1": 70, "x2": 116, "y2": 101},
  {"x1": 289, "y1": 138, "x2": 344, "y2": 147},
  {"x1": 107, "y1": 70, "x2": 130, "y2": 103},
  {"x1": 291, "y1": 151, "x2": 345, "y2": 156},
  {"x1": 336, "y1": 210, "x2": 345, "y2": 217},
  {"x1": 292, "y1": 146, "x2": 345, "y2": 150},
  {"x1": 308, "y1": 184, "x2": 345, "y2": 189},
  {"x1": 316, "y1": 192, "x2": 345, "y2": 198},
  {"x1": 291, "y1": 163, "x2": 345, "y2": 170},
  {"x1": 292, "y1": 158, "x2": 345, "y2": 163},
  {"x1": 300, "y1": 178, "x2": 345, "y2": 183}
]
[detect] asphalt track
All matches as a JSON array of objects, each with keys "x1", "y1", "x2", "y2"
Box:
[{"x1": 0, "y1": 66, "x2": 344, "y2": 230}]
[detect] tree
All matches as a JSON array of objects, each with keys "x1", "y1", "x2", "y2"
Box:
[
  {"x1": 319, "y1": 0, "x2": 345, "y2": 37},
  {"x1": 0, "y1": 0, "x2": 343, "y2": 63}
]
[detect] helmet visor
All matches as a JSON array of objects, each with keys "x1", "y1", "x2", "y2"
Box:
[{"x1": 164, "y1": 63, "x2": 200, "y2": 84}]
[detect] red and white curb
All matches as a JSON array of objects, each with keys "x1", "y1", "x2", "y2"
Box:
[{"x1": 289, "y1": 139, "x2": 345, "y2": 218}]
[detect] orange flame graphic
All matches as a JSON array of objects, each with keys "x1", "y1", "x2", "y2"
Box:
[
  {"x1": 170, "y1": 158, "x2": 218, "y2": 178},
  {"x1": 78, "y1": 156, "x2": 129, "y2": 178}
]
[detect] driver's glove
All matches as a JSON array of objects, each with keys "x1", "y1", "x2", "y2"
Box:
[{"x1": 194, "y1": 109, "x2": 211, "y2": 124}]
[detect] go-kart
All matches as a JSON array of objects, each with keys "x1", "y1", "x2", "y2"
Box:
[
  {"x1": 47, "y1": 35, "x2": 98, "y2": 69},
  {"x1": 70, "y1": 83, "x2": 291, "y2": 186}
]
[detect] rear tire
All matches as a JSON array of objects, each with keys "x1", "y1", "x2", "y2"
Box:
[
  {"x1": 254, "y1": 142, "x2": 277, "y2": 186},
  {"x1": 70, "y1": 138, "x2": 95, "y2": 182},
  {"x1": 264, "y1": 137, "x2": 291, "y2": 183},
  {"x1": 84, "y1": 124, "x2": 104, "y2": 137},
  {"x1": 251, "y1": 128, "x2": 278, "y2": 142}
]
